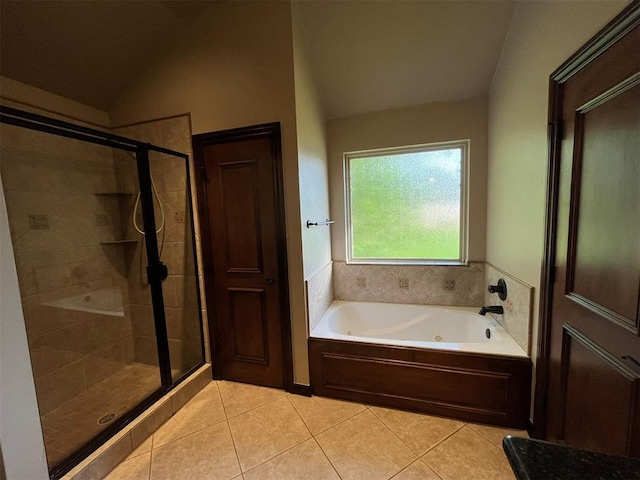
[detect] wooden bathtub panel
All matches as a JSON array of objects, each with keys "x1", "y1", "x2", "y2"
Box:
[{"x1": 309, "y1": 338, "x2": 532, "y2": 428}]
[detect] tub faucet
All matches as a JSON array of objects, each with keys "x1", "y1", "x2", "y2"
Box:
[{"x1": 479, "y1": 306, "x2": 504, "y2": 316}]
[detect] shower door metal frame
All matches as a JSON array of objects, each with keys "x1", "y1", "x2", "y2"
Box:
[{"x1": 0, "y1": 105, "x2": 206, "y2": 479}]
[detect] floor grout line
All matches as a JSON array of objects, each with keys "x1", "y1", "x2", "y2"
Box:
[
  {"x1": 147, "y1": 381, "x2": 225, "y2": 450},
  {"x1": 288, "y1": 395, "x2": 366, "y2": 437},
  {"x1": 221, "y1": 419, "x2": 243, "y2": 477},
  {"x1": 420, "y1": 423, "x2": 467, "y2": 458},
  {"x1": 233, "y1": 396, "x2": 313, "y2": 474},
  {"x1": 466, "y1": 422, "x2": 528, "y2": 447},
  {"x1": 283, "y1": 395, "x2": 313, "y2": 438},
  {"x1": 150, "y1": 417, "x2": 228, "y2": 451},
  {"x1": 218, "y1": 384, "x2": 286, "y2": 420},
  {"x1": 367, "y1": 406, "x2": 424, "y2": 459},
  {"x1": 109, "y1": 379, "x2": 518, "y2": 480},
  {"x1": 312, "y1": 435, "x2": 344, "y2": 480},
  {"x1": 148, "y1": 445, "x2": 154, "y2": 480},
  {"x1": 224, "y1": 393, "x2": 287, "y2": 422},
  {"x1": 311, "y1": 403, "x2": 368, "y2": 437},
  {"x1": 364, "y1": 407, "x2": 420, "y2": 476},
  {"x1": 285, "y1": 395, "x2": 314, "y2": 434},
  {"x1": 240, "y1": 435, "x2": 314, "y2": 477}
]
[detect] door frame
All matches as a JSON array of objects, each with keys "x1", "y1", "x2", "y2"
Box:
[
  {"x1": 533, "y1": 2, "x2": 640, "y2": 439},
  {"x1": 192, "y1": 122, "x2": 294, "y2": 392}
]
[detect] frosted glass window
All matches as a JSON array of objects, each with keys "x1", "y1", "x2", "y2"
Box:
[{"x1": 345, "y1": 142, "x2": 467, "y2": 263}]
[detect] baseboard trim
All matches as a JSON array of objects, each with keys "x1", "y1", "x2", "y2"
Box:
[
  {"x1": 527, "y1": 419, "x2": 535, "y2": 438},
  {"x1": 289, "y1": 383, "x2": 313, "y2": 396}
]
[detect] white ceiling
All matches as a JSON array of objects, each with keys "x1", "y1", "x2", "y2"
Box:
[
  {"x1": 297, "y1": 0, "x2": 515, "y2": 119},
  {"x1": 0, "y1": 0, "x2": 515, "y2": 118}
]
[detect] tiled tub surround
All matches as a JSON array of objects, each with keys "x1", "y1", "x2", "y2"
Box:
[
  {"x1": 305, "y1": 261, "x2": 334, "y2": 332},
  {"x1": 333, "y1": 261, "x2": 485, "y2": 307},
  {"x1": 310, "y1": 262, "x2": 532, "y2": 428},
  {"x1": 484, "y1": 264, "x2": 533, "y2": 354}
]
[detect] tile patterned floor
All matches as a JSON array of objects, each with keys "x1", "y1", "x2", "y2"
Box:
[
  {"x1": 105, "y1": 380, "x2": 526, "y2": 480},
  {"x1": 42, "y1": 363, "x2": 165, "y2": 467}
]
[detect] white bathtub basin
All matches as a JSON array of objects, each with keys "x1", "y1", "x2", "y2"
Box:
[{"x1": 311, "y1": 300, "x2": 526, "y2": 357}]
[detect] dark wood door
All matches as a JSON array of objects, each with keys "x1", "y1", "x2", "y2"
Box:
[
  {"x1": 194, "y1": 124, "x2": 291, "y2": 389},
  {"x1": 539, "y1": 5, "x2": 640, "y2": 457}
]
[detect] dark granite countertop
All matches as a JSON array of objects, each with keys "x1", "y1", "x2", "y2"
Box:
[{"x1": 502, "y1": 435, "x2": 640, "y2": 480}]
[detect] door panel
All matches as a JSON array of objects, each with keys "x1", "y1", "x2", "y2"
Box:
[
  {"x1": 560, "y1": 325, "x2": 639, "y2": 455},
  {"x1": 195, "y1": 125, "x2": 288, "y2": 389},
  {"x1": 567, "y1": 79, "x2": 640, "y2": 329},
  {"x1": 219, "y1": 161, "x2": 263, "y2": 273},
  {"x1": 541, "y1": 6, "x2": 640, "y2": 458},
  {"x1": 228, "y1": 287, "x2": 268, "y2": 363}
]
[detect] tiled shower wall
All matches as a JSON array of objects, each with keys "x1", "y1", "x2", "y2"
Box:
[
  {"x1": 484, "y1": 264, "x2": 533, "y2": 354},
  {"x1": 333, "y1": 261, "x2": 485, "y2": 307},
  {"x1": 112, "y1": 116, "x2": 208, "y2": 370},
  {"x1": 305, "y1": 262, "x2": 334, "y2": 332},
  {"x1": 0, "y1": 107, "x2": 134, "y2": 416}
]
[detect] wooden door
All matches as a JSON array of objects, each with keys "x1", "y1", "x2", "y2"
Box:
[
  {"x1": 194, "y1": 124, "x2": 291, "y2": 389},
  {"x1": 537, "y1": 4, "x2": 640, "y2": 457}
]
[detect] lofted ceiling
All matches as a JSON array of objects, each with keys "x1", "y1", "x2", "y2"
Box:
[
  {"x1": 0, "y1": 0, "x2": 218, "y2": 110},
  {"x1": 0, "y1": 0, "x2": 515, "y2": 118},
  {"x1": 297, "y1": 0, "x2": 515, "y2": 119}
]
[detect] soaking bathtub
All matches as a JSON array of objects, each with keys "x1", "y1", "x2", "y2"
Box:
[
  {"x1": 309, "y1": 301, "x2": 532, "y2": 428},
  {"x1": 311, "y1": 301, "x2": 527, "y2": 357}
]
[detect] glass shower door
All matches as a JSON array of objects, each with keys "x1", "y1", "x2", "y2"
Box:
[
  {"x1": 0, "y1": 106, "x2": 205, "y2": 477},
  {"x1": 148, "y1": 150, "x2": 204, "y2": 383},
  {"x1": 0, "y1": 121, "x2": 164, "y2": 470}
]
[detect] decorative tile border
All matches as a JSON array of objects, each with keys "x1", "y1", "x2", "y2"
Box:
[
  {"x1": 484, "y1": 264, "x2": 533, "y2": 354},
  {"x1": 333, "y1": 262, "x2": 485, "y2": 307},
  {"x1": 305, "y1": 262, "x2": 334, "y2": 333}
]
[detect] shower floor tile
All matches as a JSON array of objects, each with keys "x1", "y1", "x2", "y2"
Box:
[
  {"x1": 42, "y1": 362, "x2": 164, "y2": 468},
  {"x1": 104, "y1": 380, "x2": 527, "y2": 480}
]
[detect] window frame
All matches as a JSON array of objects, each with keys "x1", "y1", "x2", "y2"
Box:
[{"x1": 344, "y1": 140, "x2": 469, "y2": 266}]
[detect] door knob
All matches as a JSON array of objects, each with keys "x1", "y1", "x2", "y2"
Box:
[{"x1": 266, "y1": 278, "x2": 276, "y2": 285}]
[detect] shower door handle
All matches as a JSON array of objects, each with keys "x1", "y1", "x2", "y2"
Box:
[
  {"x1": 146, "y1": 262, "x2": 169, "y2": 283},
  {"x1": 266, "y1": 278, "x2": 276, "y2": 286}
]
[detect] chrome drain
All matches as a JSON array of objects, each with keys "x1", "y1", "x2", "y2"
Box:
[{"x1": 97, "y1": 413, "x2": 117, "y2": 425}]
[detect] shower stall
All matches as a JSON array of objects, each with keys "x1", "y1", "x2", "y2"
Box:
[{"x1": 0, "y1": 106, "x2": 205, "y2": 478}]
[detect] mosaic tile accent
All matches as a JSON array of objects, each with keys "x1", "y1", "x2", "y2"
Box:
[
  {"x1": 333, "y1": 262, "x2": 484, "y2": 307},
  {"x1": 484, "y1": 264, "x2": 533, "y2": 354},
  {"x1": 305, "y1": 262, "x2": 334, "y2": 332}
]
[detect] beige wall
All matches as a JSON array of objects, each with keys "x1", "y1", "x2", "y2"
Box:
[
  {"x1": 292, "y1": 3, "x2": 331, "y2": 378},
  {"x1": 327, "y1": 96, "x2": 489, "y2": 263},
  {"x1": 293, "y1": 3, "x2": 331, "y2": 280},
  {"x1": 109, "y1": 1, "x2": 309, "y2": 385},
  {"x1": 487, "y1": 0, "x2": 629, "y2": 378},
  {"x1": 1, "y1": 76, "x2": 109, "y2": 127}
]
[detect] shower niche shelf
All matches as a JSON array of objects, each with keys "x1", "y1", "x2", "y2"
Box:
[
  {"x1": 100, "y1": 239, "x2": 138, "y2": 245},
  {"x1": 94, "y1": 192, "x2": 136, "y2": 196}
]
